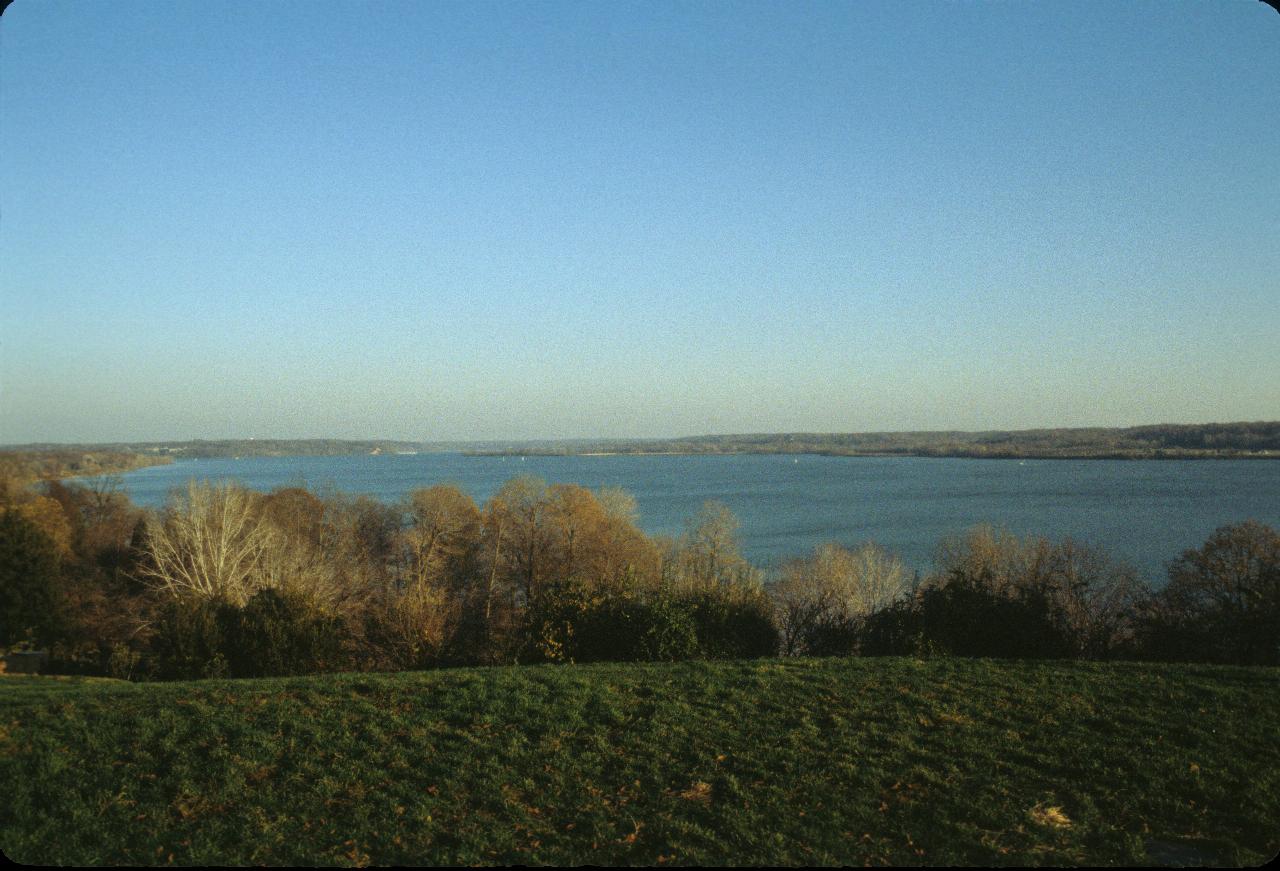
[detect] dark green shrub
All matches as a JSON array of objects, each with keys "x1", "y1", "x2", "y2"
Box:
[
  {"x1": 147, "y1": 597, "x2": 228, "y2": 680},
  {"x1": 575, "y1": 593, "x2": 700, "y2": 663},
  {"x1": 220, "y1": 589, "x2": 346, "y2": 678},
  {"x1": 1130, "y1": 607, "x2": 1210, "y2": 665},
  {"x1": 631, "y1": 593, "x2": 702, "y2": 662},
  {"x1": 855, "y1": 572, "x2": 1077, "y2": 660},
  {"x1": 0, "y1": 509, "x2": 64, "y2": 651},
  {"x1": 146, "y1": 589, "x2": 346, "y2": 680},
  {"x1": 520, "y1": 579, "x2": 595, "y2": 663},
  {"x1": 801, "y1": 617, "x2": 862, "y2": 657},
  {"x1": 680, "y1": 588, "x2": 780, "y2": 659},
  {"x1": 915, "y1": 570, "x2": 1076, "y2": 659},
  {"x1": 521, "y1": 583, "x2": 703, "y2": 664},
  {"x1": 857, "y1": 599, "x2": 926, "y2": 657}
]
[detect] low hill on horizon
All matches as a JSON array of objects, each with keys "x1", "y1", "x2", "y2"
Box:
[
  {"x1": 4, "y1": 421, "x2": 1279, "y2": 461},
  {"x1": 468, "y1": 421, "x2": 1280, "y2": 459}
]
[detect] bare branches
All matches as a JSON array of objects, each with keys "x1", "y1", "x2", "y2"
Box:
[
  {"x1": 137, "y1": 482, "x2": 276, "y2": 606},
  {"x1": 772, "y1": 542, "x2": 909, "y2": 655}
]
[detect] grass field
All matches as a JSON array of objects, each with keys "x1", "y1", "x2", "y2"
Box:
[{"x1": 1, "y1": 658, "x2": 1277, "y2": 866}]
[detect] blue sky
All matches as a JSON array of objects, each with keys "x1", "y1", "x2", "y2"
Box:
[{"x1": 2, "y1": 0, "x2": 1277, "y2": 443}]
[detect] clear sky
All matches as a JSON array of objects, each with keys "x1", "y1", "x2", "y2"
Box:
[{"x1": 1, "y1": 0, "x2": 1277, "y2": 444}]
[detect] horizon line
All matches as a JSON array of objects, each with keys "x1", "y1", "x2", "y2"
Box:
[{"x1": 4, "y1": 419, "x2": 1279, "y2": 449}]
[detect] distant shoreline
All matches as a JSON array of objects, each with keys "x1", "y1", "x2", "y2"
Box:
[
  {"x1": 0, "y1": 450, "x2": 173, "y2": 486},
  {"x1": 462, "y1": 422, "x2": 1280, "y2": 461},
  {"x1": 463, "y1": 448, "x2": 1279, "y2": 461},
  {"x1": 5, "y1": 422, "x2": 1278, "y2": 464}
]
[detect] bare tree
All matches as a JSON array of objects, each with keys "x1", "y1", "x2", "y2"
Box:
[
  {"x1": 490, "y1": 476, "x2": 551, "y2": 602},
  {"x1": 364, "y1": 485, "x2": 482, "y2": 665},
  {"x1": 399, "y1": 485, "x2": 481, "y2": 591},
  {"x1": 1159, "y1": 520, "x2": 1280, "y2": 664},
  {"x1": 1165, "y1": 521, "x2": 1280, "y2": 617},
  {"x1": 772, "y1": 542, "x2": 908, "y2": 655},
  {"x1": 137, "y1": 482, "x2": 276, "y2": 606},
  {"x1": 933, "y1": 524, "x2": 1052, "y2": 595},
  {"x1": 1040, "y1": 538, "x2": 1147, "y2": 658},
  {"x1": 373, "y1": 568, "x2": 457, "y2": 668},
  {"x1": 544, "y1": 483, "x2": 603, "y2": 584},
  {"x1": 593, "y1": 486, "x2": 661, "y2": 592},
  {"x1": 675, "y1": 501, "x2": 754, "y2": 591},
  {"x1": 933, "y1": 525, "x2": 1147, "y2": 658}
]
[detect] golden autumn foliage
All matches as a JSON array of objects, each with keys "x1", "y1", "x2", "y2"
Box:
[{"x1": 10, "y1": 496, "x2": 74, "y2": 560}]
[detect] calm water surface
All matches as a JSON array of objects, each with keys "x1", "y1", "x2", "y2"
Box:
[{"x1": 115, "y1": 454, "x2": 1280, "y2": 582}]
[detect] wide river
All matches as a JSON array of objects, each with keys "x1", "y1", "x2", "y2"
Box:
[{"x1": 115, "y1": 453, "x2": 1280, "y2": 582}]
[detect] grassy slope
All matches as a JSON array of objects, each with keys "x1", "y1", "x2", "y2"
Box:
[{"x1": 1, "y1": 658, "x2": 1277, "y2": 866}]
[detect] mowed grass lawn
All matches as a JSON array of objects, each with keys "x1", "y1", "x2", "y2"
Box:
[{"x1": 1, "y1": 658, "x2": 1277, "y2": 866}]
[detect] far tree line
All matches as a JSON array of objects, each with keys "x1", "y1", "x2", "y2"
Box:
[
  {"x1": 468, "y1": 421, "x2": 1280, "y2": 459},
  {"x1": 0, "y1": 473, "x2": 1275, "y2": 680},
  {"x1": 5, "y1": 421, "x2": 1279, "y2": 466},
  {"x1": 0, "y1": 450, "x2": 171, "y2": 488}
]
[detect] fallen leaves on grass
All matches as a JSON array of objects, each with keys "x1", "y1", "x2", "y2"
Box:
[
  {"x1": 618, "y1": 819, "x2": 644, "y2": 845},
  {"x1": 676, "y1": 781, "x2": 712, "y2": 802},
  {"x1": 1029, "y1": 804, "x2": 1072, "y2": 828}
]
